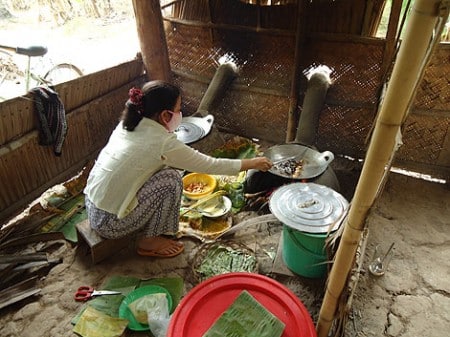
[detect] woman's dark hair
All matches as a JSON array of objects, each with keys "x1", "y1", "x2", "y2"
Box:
[{"x1": 121, "y1": 80, "x2": 180, "y2": 131}]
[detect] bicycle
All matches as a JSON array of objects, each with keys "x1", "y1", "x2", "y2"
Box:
[{"x1": 0, "y1": 43, "x2": 83, "y2": 101}]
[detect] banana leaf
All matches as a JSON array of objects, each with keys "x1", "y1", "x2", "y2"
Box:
[
  {"x1": 211, "y1": 136, "x2": 259, "y2": 159},
  {"x1": 73, "y1": 306, "x2": 129, "y2": 337},
  {"x1": 40, "y1": 194, "x2": 86, "y2": 243},
  {"x1": 203, "y1": 290, "x2": 285, "y2": 337}
]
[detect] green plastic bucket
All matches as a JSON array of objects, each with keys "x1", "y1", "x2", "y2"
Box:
[{"x1": 282, "y1": 225, "x2": 330, "y2": 278}]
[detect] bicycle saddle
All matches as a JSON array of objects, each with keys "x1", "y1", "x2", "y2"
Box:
[{"x1": 15, "y1": 45, "x2": 48, "y2": 57}]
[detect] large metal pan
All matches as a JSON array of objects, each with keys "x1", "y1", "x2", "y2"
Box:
[{"x1": 264, "y1": 143, "x2": 334, "y2": 180}]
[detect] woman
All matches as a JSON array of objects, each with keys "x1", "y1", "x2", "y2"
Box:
[{"x1": 84, "y1": 80, "x2": 272, "y2": 258}]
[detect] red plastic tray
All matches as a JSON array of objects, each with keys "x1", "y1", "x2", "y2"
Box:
[{"x1": 167, "y1": 272, "x2": 317, "y2": 337}]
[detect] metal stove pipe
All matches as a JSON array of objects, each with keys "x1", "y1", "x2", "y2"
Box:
[
  {"x1": 194, "y1": 61, "x2": 238, "y2": 117},
  {"x1": 293, "y1": 66, "x2": 340, "y2": 192},
  {"x1": 294, "y1": 68, "x2": 332, "y2": 146},
  {"x1": 244, "y1": 66, "x2": 340, "y2": 194},
  {"x1": 188, "y1": 61, "x2": 239, "y2": 153}
]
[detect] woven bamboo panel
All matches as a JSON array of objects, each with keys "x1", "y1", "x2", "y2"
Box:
[
  {"x1": 168, "y1": 25, "x2": 380, "y2": 145},
  {"x1": 397, "y1": 113, "x2": 450, "y2": 166},
  {"x1": 166, "y1": 22, "x2": 294, "y2": 92},
  {"x1": 214, "y1": 90, "x2": 290, "y2": 142},
  {"x1": 167, "y1": 22, "x2": 294, "y2": 129},
  {"x1": 166, "y1": 20, "x2": 449, "y2": 179},
  {"x1": 174, "y1": 73, "x2": 290, "y2": 142},
  {"x1": 316, "y1": 105, "x2": 374, "y2": 157},
  {"x1": 413, "y1": 45, "x2": 450, "y2": 111},
  {"x1": 0, "y1": 58, "x2": 144, "y2": 147},
  {"x1": 166, "y1": 23, "x2": 217, "y2": 80},
  {"x1": 173, "y1": 76, "x2": 206, "y2": 115},
  {"x1": 213, "y1": 30, "x2": 294, "y2": 93},
  {"x1": 300, "y1": 37, "x2": 384, "y2": 105},
  {"x1": 295, "y1": 37, "x2": 384, "y2": 157},
  {"x1": 174, "y1": 70, "x2": 290, "y2": 143}
]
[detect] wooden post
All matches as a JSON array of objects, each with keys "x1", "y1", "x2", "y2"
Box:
[
  {"x1": 132, "y1": 0, "x2": 172, "y2": 82},
  {"x1": 285, "y1": 0, "x2": 307, "y2": 142},
  {"x1": 381, "y1": 0, "x2": 404, "y2": 78}
]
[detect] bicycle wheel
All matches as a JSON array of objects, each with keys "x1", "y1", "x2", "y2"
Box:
[{"x1": 43, "y1": 63, "x2": 83, "y2": 85}]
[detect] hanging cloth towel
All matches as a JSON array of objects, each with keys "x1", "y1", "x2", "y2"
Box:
[{"x1": 30, "y1": 86, "x2": 67, "y2": 156}]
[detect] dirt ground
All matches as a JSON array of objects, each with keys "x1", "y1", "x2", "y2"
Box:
[
  {"x1": 1, "y1": 8, "x2": 449, "y2": 337},
  {"x1": 344, "y1": 173, "x2": 450, "y2": 337},
  {"x1": 0, "y1": 167, "x2": 448, "y2": 337}
]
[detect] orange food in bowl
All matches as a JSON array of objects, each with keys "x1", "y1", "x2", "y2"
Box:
[{"x1": 182, "y1": 173, "x2": 217, "y2": 200}]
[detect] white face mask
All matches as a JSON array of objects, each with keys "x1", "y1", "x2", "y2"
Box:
[{"x1": 165, "y1": 110, "x2": 183, "y2": 133}]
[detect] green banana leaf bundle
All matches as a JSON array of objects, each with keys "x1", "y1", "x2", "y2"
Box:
[{"x1": 202, "y1": 290, "x2": 285, "y2": 337}]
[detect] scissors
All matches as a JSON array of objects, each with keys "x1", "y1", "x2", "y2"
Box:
[{"x1": 74, "y1": 285, "x2": 121, "y2": 302}]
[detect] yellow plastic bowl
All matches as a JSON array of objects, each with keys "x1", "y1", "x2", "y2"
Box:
[{"x1": 182, "y1": 173, "x2": 217, "y2": 200}]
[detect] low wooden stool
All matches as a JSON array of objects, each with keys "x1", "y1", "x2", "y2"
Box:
[{"x1": 76, "y1": 219, "x2": 130, "y2": 264}]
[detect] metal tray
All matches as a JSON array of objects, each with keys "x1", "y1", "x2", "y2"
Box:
[{"x1": 264, "y1": 143, "x2": 334, "y2": 180}]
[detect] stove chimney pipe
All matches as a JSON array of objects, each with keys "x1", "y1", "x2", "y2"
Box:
[{"x1": 294, "y1": 66, "x2": 332, "y2": 146}]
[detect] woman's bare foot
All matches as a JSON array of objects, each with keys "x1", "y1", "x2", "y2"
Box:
[{"x1": 136, "y1": 236, "x2": 184, "y2": 257}]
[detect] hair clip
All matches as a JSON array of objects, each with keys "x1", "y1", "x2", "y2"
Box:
[{"x1": 128, "y1": 87, "x2": 143, "y2": 105}]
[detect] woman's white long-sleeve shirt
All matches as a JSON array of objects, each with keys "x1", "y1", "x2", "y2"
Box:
[{"x1": 84, "y1": 118, "x2": 241, "y2": 218}]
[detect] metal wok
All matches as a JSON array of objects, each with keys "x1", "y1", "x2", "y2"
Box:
[
  {"x1": 264, "y1": 143, "x2": 334, "y2": 180},
  {"x1": 174, "y1": 114, "x2": 214, "y2": 144}
]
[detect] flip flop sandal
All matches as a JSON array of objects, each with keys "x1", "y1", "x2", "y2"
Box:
[{"x1": 137, "y1": 242, "x2": 184, "y2": 258}]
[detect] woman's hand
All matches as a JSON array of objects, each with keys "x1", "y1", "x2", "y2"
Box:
[{"x1": 241, "y1": 157, "x2": 273, "y2": 172}]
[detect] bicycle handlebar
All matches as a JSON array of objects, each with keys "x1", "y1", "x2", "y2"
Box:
[{"x1": 0, "y1": 44, "x2": 48, "y2": 57}]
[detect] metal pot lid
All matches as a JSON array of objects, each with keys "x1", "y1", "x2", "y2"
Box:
[
  {"x1": 175, "y1": 122, "x2": 205, "y2": 144},
  {"x1": 269, "y1": 183, "x2": 348, "y2": 233},
  {"x1": 174, "y1": 115, "x2": 214, "y2": 144}
]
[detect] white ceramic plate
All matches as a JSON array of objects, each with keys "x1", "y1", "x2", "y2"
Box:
[{"x1": 197, "y1": 196, "x2": 232, "y2": 218}]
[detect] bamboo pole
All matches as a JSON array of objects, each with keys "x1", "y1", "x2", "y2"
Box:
[
  {"x1": 132, "y1": 0, "x2": 172, "y2": 82},
  {"x1": 316, "y1": 1, "x2": 446, "y2": 336}
]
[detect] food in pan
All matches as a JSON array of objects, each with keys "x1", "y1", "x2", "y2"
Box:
[{"x1": 272, "y1": 159, "x2": 305, "y2": 178}]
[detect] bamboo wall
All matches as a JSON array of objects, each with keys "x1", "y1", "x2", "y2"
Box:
[
  {"x1": 167, "y1": 24, "x2": 384, "y2": 152},
  {"x1": 0, "y1": 58, "x2": 145, "y2": 222},
  {"x1": 399, "y1": 44, "x2": 450, "y2": 178},
  {"x1": 163, "y1": 1, "x2": 450, "y2": 182}
]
